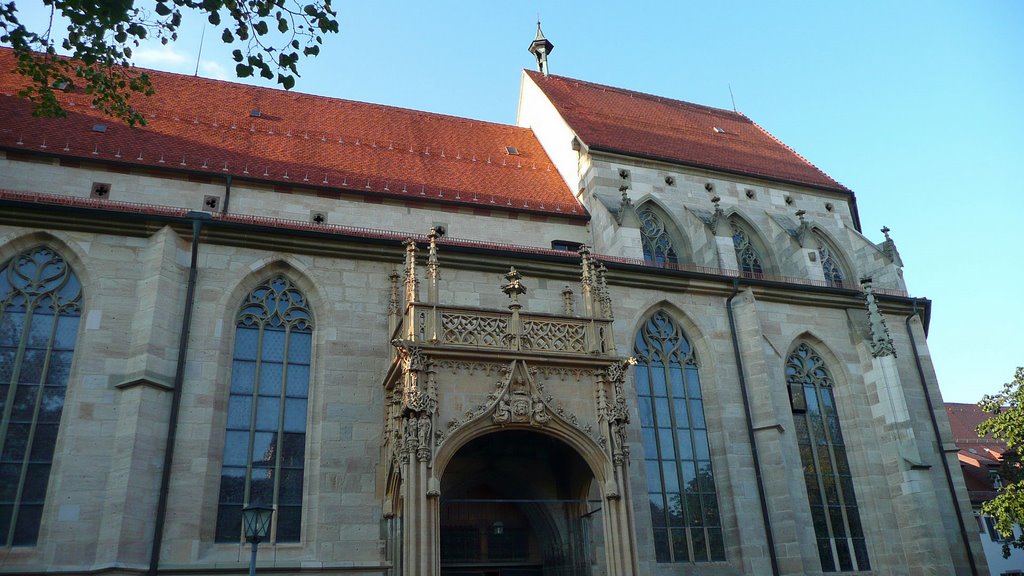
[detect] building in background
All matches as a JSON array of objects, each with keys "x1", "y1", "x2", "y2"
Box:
[
  {"x1": 0, "y1": 29, "x2": 986, "y2": 576},
  {"x1": 947, "y1": 402, "x2": 1024, "y2": 575}
]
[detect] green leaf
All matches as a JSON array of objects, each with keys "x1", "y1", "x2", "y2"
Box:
[
  {"x1": 280, "y1": 74, "x2": 295, "y2": 90},
  {"x1": 235, "y1": 63, "x2": 253, "y2": 78},
  {"x1": 254, "y1": 21, "x2": 268, "y2": 35},
  {"x1": 221, "y1": 28, "x2": 233, "y2": 43},
  {"x1": 231, "y1": 49, "x2": 243, "y2": 62},
  {"x1": 154, "y1": 2, "x2": 172, "y2": 16},
  {"x1": 277, "y1": 17, "x2": 288, "y2": 33}
]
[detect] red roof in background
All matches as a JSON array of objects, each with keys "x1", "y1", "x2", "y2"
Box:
[
  {"x1": 0, "y1": 48, "x2": 584, "y2": 218},
  {"x1": 946, "y1": 402, "x2": 1008, "y2": 502},
  {"x1": 525, "y1": 70, "x2": 850, "y2": 193}
]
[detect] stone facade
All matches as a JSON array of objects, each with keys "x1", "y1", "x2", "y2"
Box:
[{"x1": 0, "y1": 63, "x2": 987, "y2": 576}]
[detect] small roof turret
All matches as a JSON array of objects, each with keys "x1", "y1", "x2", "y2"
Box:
[{"x1": 528, "y1": 20, "x2": 554, "y2": 77}]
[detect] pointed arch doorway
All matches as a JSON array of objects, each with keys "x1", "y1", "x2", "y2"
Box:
[{"x1": 439, "y1": 430, "x2": 602, "y2": 576}]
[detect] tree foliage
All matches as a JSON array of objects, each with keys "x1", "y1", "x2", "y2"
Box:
[
  {"x1": 0, "y1": 0, "x2": 338, "y2": 126},
  {"x1": 977, "y1": 366, "x2": 1024, "y2": 557}
]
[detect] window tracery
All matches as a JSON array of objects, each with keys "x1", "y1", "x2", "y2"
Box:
[
  {"x1": 729, "y1": 218, "x2": 764, "y2": 275},
  {"x1": 634, "y1": 311, "x2": 724, "y2": 562},
  {"x1": 0, "y1": 246, "x2": 81, "y2": 546},
  {"x1": 787, "y1": 343, "x2": 869, "y2": 572},
  {"x1": 638, "y1": 207, "x2": 680, "y2": 266},
  {"x1": 815, "y1": 234, "x2": 846, "y2": 287},
  {"x1": 216, "y1": 276, "x2": 313, "y2": 543}
]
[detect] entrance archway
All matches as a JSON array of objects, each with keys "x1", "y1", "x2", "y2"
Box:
[{"x1": 439, "y1": 430, "x2": 601, "y2": 576}]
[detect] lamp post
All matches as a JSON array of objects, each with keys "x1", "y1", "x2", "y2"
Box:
[{"x1": 242, "y1": 505, "x2": 274, "y2": 576}]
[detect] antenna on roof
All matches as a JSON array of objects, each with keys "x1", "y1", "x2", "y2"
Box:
[
  {"x1": 194, "y1": 26, "x2": 205, "y2": 76},
  {"x1": 728, "y1": 83, "x2": 737, "y2": 112}
]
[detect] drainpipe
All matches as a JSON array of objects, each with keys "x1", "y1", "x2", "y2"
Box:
[
  {"x1": 726, "y1": 279, "x2": 780, "y2": 576},
  {"x1": 222, "y1": 175, "x2": 232, "y2": 213},
  {"x1": 148, "y1": 211, "x2": 209, "y2": 576},
  {"x1": 905, "y1": 300, "x2": 979, "y2": 576}
]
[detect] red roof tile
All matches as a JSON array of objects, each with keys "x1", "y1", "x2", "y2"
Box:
[
  {"x1": 525, "y1": 70, "x2": 850, "y2": 193},
  {"x1": 0, "y1": 48, "x2": 584, "y2": 219}
]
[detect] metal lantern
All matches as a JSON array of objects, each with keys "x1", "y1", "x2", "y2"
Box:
[{"x1": 241, "y1": 505, "x2": 274, "y2": 544}]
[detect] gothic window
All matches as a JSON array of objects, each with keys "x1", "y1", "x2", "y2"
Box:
[
  {"x1": 815, "y1": 233, "x2": 846, "y2": 287},
  {"x1": 729, "y1": 218, "x2": 764, "y2": 276},
  {"x1": 0, "y1": 246, "x2": 81, "y2": 546},
  {"x1": 638, "y1": 206, "x2": 680, "y2": 266},
  {"x1": 634, "y1": 311, "x2": 724, "y2": 563},
  {"x1": 216, "y1": 276, "x2": 313, "y2": 543},
  {"x1": 787, "y1": 343, "x2": 869, "y2": 572}
]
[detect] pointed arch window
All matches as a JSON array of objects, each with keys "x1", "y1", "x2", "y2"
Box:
[
  {"x1": 729, "y1": 218, "x2": 764, "y2": 275},
  {"x1": 216, "y1": 276, "x2": 313, "y2": 543},
  {"x1": 0, "y1": 246, "x2": 81, "y2": 546},
  {"x1": 787, "y1": 343, "x2": 869, "y2": 572},
  {"x1": 815, "y1": 234, "x2": 846, "y2": 287},
  {"x1": 634, "y1": 311, "x2": 724, "y2": 563},
  {"x1": 638, "y1": 206, "x2": 680, "y2": 266}
]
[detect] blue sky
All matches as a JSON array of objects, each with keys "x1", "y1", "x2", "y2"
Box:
[{"x1": 11, "y1": 1, "x2": 1024, "y2": 403}]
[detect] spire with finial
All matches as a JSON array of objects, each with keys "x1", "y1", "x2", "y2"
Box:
[{"x1": 528, "y1": 20, "x2": 554, "y2": 76}]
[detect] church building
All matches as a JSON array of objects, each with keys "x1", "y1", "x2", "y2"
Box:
[{"x1": 0, "y1": 27, "x2": 986, "y2": 576}]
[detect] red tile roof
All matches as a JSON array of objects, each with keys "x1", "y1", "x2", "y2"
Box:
[
  {"x1": 525, "y1": 70, "x2": 850, "y2": 193},
  {"x1": 0, "y1": 48, "x2": 584, "y2": 219},
  {"x1": 946, "y1": 403, "x2": 1006, "y2": 503}
]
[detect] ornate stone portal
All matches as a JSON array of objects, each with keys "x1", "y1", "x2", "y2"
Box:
[{"x1": 380, "y1": 230, "x2": 639, "y2": 576}]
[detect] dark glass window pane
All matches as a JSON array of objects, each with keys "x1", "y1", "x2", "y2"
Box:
[
  {"x1": 258, "y1": 362, "x2": 283, "y2": 397},
  {"x1": 256, "y1": 397, "x2": 280, "y2": 431},
  {"x1": 0, "y1": 465, "x2": 19, "y2": 500},
  {"x1": 231, "y1": 361, "x2": 256, "y2": 394},
  {"x1": 37, "y1": 387, "x2": 65, "y2": 422},
  {"x1": 675, "y1": 429, "x2": 693, "y2": 460},
  {"x1": 852, "y1": 538, "x2": 870, "y2": 569},
  {"x1": 276, "y1": 511, "x2": 311, "y2": 549},
  {"x1": 261, "y1": 330, "x2": 285, "y2": 361},
  {"x1": 283, "y1": 399, "x2": 307, "y2": 433},
  {"x1": 285, "y1": 364, "x2": 310, "y2": 397},
  {"x1": 650, "y1": 494, "x2": 666, "y2": 527},
  {"x1": 645, "y1": 460, "x2": 662, "y2": 493},
  {"x1": 688, "y1": 399, "x2": 705, "y2": 429},
  {"x1": 655, "y1": 397, "x2": 671, "y2": 427},
  {"x1": 667, "y1": 493, "x2": 684, "y2": 527},
  {"x1": 835, "y1": 537, "x2": 853, "y2": 571},
  {"x1": 2, "y1": 423, "x2": 29, "y2": 461},
  {"x1": 45, "y1": 350, "x2": 74, "y2": 386},
  {"x1": 670, "y1": 528, "x2": 690, "y2": 562},
  {"x1": 691, "y1": 527, "x2": 708, "y2": 561},
  {"x1": 693, "y1": 430, "x2": 710, "y2": 460},
  {"x1": 279, "y1": 468, "x2": 304, "y2": 505},
  {"x1": 669, "y1": 366, "x2": 685, "y2": 397},
  {"x1": 697, "y1": 461, "x2": 715, "y2": 492},
  {"x1": 10, "y1": 386, "x2": 38, "y2": 421},
  {"x1": 251, "y1": 432, "x2": 276, "y2": 465},
  {"x1": 638, "y1": 397, "x2": 654, "y2": 427},
  {"x1": 641, "y1": 429, "x2": 658, "y2": 459},
  {"x1": 227, "y1": 395, "x2": 253, "y2": 429},
  {"x1": 817, "y1": 538, "x2": 836, "y2": 572},
  {"x1": 233, "y1": 328, "x2": 259, "y2": 361},
  {"x1": 249, "y1": 467, "x2": 274, "y2": 505},
  {"x1": 287, "y1": 331, "x2": 312, "y2": 363},
  {"x1": 219, "y1": 467, "x2": 246, "y2": 504},
  {"x1": 215, "y1": 504, "x2": 242, "y2": 542},
  {"x1": 223, "y1": 431, "x2": 250, "y2": 466},
  {"x1": 672, "y1": 399, "x2": 689, "y2": 429},
  {"x1": 280, "y1": 433, "x2": 306, "y2": 467},
  {"x1": 662, "y1": 462, "x2": 679, "y2": 493},
  {"x1": 29, "y1": 424, "x2": 58, "y2": 461},
  {"x1": 653, "y1": 528, "x2": 670, "y2": 562},
  {"x1": 12, "y1": 504, "x2": 43, "y2": 545},
  {"x1": 702, "y1": 494, "x2": 720, "y2": 527},
  {"x1": 708, "y1": 527, "x2": 725, "y2": 561},
  {"x1": 53, "y1": 316, "x2": 79, "y2": 350}
]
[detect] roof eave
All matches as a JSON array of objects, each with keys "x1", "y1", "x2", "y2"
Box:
[{"x1": 586, "y1": 144, "x2": 852, "y2": 195}]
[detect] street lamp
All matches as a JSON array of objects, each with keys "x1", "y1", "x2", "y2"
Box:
[{"x1": 242, "y1": 505, "x2": 274, "y2": 576}]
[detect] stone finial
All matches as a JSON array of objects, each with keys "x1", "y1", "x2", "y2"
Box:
[
  {"x1": 561, "y1": 285, "x2": 575, "y2": 315},
  {"x1": 528, "y1": 20, "x2": 555, "y2": 76},
  {"x1": 502, "y1": 267, "x2": 527, "y2": 309},
  {"x1": 861, "y1": 277, "x2": 896, "y2": 358},
  {"x1": 613, "y1": 191, "x2": 635, "y2": 226},
  {"x1": 387, "y1": 269, "x2": 401, "y2": 315},
  {"x1": 710, "y1": 195, "x2": 729, "y2": 236},
  {"x1": 596, "y1": 263, "x2": 613, "y2": 319},
  {"x1": 426, "y1": 228, "x2": 441, "y2": 304},
  {"x1": 795, "y1": 209, "x2": 813, "y2": 248},
  {"x1": 879, "y1": 226, "x2": 904, "y2": 268},
  {"x1": 403, "y1": 238, "x2": 419, "y2": 304}
]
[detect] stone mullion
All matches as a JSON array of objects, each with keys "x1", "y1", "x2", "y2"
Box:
[
  {"x1": 0, "y1": 301, "x2": 35, "y2": 469},
  {"x1": 815, "y1": 385, "x2": 858, "y2": 570},
  {"x1": 270, "y1": 324, "x2": 291, "y2": 543},
  {"x1": 805, "y1": 388, "x2": 841, "y2": 569},
  {"x1": 242, "y1": 323, "x2": 265, "y2": 512},
  {"x1": 6, "y1": 297, "x2": 57, "y2": 547}
]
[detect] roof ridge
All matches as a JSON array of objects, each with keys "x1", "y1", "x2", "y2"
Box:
[
  {"x1": 745, "y1": 117, "x2": 848, "y2": 191},
  {"x1": 526, "y1": 69, "x2": 747, "y2": 120},
  {"x1": 0, "y1": 46, "x2": 527, "y2": 133}
]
